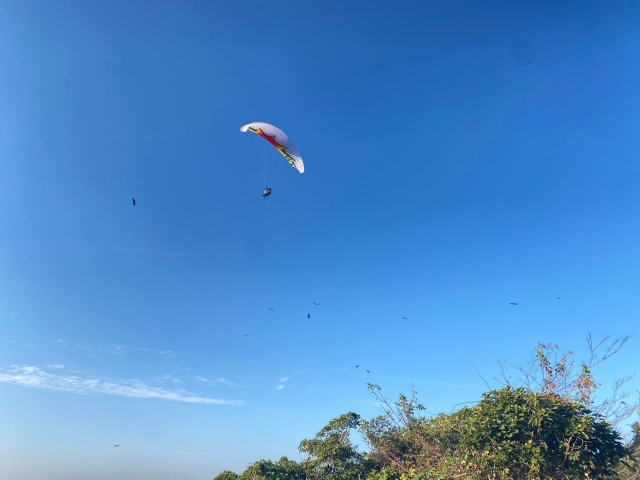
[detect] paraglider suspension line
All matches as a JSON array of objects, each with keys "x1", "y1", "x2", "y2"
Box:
[
  {"x1": 245, "y1": 135, "x2": 268, "y2": 187},
  {"x1": 270, "y1": 151, "x2": 286, "y2": 187}
]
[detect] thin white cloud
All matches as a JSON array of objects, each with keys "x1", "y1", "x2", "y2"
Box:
[
  {"x1": 154, "y1": 374, "x2": 182, "y2": 384},
  {"x1": 53, "y1": 339, "x2": 192, "y2": 359},
  {"x1": 0, "y1": 366, "x2": 244, "y2": 406},
  {"x1": 45, "y1": 364, "x2": 64, "y2": 369},
  {"x1": 278, "y1": 376, "x2": 290, "y2": 382},
  {"x1": 108, "y1": 344, "x2": 133, "y2": 355},
  {"x1": 159, "y1": 350, "x2": 185, "y2": 358},
  {"x1": 216, "y1": 377, "x2": 243, "y2": 387},
  {"x1": 196, "y1": 376, "x2": 250, "y2": 388},
  {"x1": 276, "y1": 385, "x2": 285, "y2": 390}
]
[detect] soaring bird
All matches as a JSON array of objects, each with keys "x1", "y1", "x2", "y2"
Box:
[
  {"x1": 510, "y1": 302, "x2": 519, "y2": 306},
  {"x1": 268, "y1": 308, "x2": 275, "y2": 311},
  {"x1": 403, "y1": 316, "x2": 408, "y2": 320},
  {"x1": 244, "y1": 334, "x2": 249, "y2": 337},
  {"x1": 307, "y1": 313, "x2": 311, "y2": 319},
  {"x1": 356, "y1": 365, "x2": 359, "y2": 368},
  {"x1": 557, "y1": 297, "x2": 561, "y2": 300},
  {"x1": 132, "y1": 198, "x2": 136, "y2": 206},
  {"x1": 114, "y1": 445, "x2": 119, "y2": 447},
  {"x1": 313, "y1": 302, "x2": 320, "y2": 305},
  {"x1": 367, "y1": 370, "x2": 370, "y2": 373}
]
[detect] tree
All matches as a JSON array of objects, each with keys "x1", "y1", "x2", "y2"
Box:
[
  {"x1": 458, "y1": 387, "x2": 627, "y2": 479},
  {"x1": 299, "y1": 412, "x2": 377, "y2": 480},
  {"x1": 361, "y1": 385, "x2": 466, "y2": 478},
  {"x1": 363, "y1": 386, "x2": 629, "y2": 480},
  {"x1": 497, "y1": 334, "x2": 640, "y2": 427},
  {"x1": 617, "y1": 422, "x2": 640, "y2": 480},
  {"x1": 238, "y1": 456, "x2": 307, "y2": 480},
  {"x1": 227, "y1": 335, "x2": 638, "y2": 480},
  {"x1": 214, "y1": 471, "x2": 239, "y2": 480}
]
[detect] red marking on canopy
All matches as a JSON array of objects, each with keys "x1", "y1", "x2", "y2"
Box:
[{"x1": 256, "y1": 130, "x2": 285, "y2": 151}]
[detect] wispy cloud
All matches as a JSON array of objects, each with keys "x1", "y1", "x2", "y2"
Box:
[
  {"x1": 159, "y1": 350, "x2": 185, "y2": 358},
  {"x1": 0, "y1": 366, "x2": 244, "y2": 405},
  {"x1": 276, "y1": 385, "x2": 285, "y2": 390},
  {"x1": 45, "y1": 364, "x2": 64, "y2": 369},
  {"x1": 278, "y1": 376, "x2": 290, "y2": 382},
  {"x1": 154, "y1": 374, "x2": 182, "y2": 384},
  {"x1": 194, "y1": 376, "x2": 250, "y2": 389},
  {"x1": 54, "y1": 339, "x2": 192, "y2": 360},
  {"x1": 216, "y1": 377, "x2": 244, "y2": 387}
]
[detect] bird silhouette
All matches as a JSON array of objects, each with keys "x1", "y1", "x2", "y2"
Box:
[
  {"x1": 403, "y1": 316, "x2": 408, "y2": 320},
  {"x1": 268, "y1": 308, "x2": 275, "y2": 311},
  {"x1": 367, "y1": 370, "x2": 370, "y2": 373},
  {"x1": 510, "y1": 302, "x2": 519, "y2": 306},
  {"x1": 356, "y1": 365, "x2": 359, "y2": 368},
  {"x1": 244, "y1": 334, "x2": 249, "y2": 337},
  {"x1": 114, "y1": 445, "x2": 119, "y2": 447},
  {"x1": 307, "y1": 313, "x2": 311, "y2": 319},
  {"x1": 557, "y1": 297, "x2": 561, "y2": 300},
  {"x1": 132, "y1": 198, "x2": 136, "y2": 206},
  {"x1": 313, "y1": 302, "x2": 320, "y2": 305}
]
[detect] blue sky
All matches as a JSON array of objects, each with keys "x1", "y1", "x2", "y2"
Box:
[{"x1": 1, "y1": 1, "x2": 640, "y2": 478}]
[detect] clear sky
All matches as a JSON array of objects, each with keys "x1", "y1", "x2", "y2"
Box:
[{"x1": 1, "y1": 1, "x2": 640, "y2": 478}]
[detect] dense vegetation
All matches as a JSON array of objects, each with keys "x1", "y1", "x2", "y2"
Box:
[{"x1": 215, "y1": 336, "x2": 640, "y2": 480}]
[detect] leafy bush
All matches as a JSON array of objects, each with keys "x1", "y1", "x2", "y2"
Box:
[
  {"x1": 223, "y1": 335, "x2": 638, "y2": 480},
  {"x1": 214, "y1": 471, "x2": 239, "y2": 480},
  {"x1": 238, "y1": 456, "x2": 306, "y2": 480}
]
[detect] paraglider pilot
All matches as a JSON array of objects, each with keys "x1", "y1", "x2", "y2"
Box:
[{"x1": 262, "y1": 186, "x2": 272, "y2": 199}]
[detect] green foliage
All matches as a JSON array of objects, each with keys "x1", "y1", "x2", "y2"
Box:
[
  {"x1": 616, "y1": 422, "x2": 640, "y2": 480},
  {"x1": 299, "y1": 412, "x2": 377, "y2": 480},
  {"x1": 238, "y1": 456, "x2": 306, "y2": 480},
  {"x1": 361, "y1": 384, "x2": 468, "y2": 478},
  {"x1": 228, "y1": 337, "x2": 637, "y2": 480},
  {"x1": 362, "y1": 383, "x2": 629, "y2": 479},
  {"x1": 458, "y1": 387, "x2": 627, "y2": 479},
  {"x1": 213, "y1": 471, "x2": 239, "y2": 480}
]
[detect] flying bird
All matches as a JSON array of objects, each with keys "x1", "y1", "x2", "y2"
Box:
[
  {"x1": 313, "y1": 302, "x2": 320, "y2": 305},
  {"x1": 308, "y1": 313, "x2": 311, "y2": 319},
  {"x1": 356, "y1": 365, "x2": 359, "y2": 368},
  {"x1": 244, "y1": 334, "x2": 249, "y2": 337},
  {"x1": 403, "y1": 316, "x2": 408, "y2": 320},
  {"x1": 132, "y1": 198, "x2": 136, "y2": 206},
  {"x1": 114, "y1": 445, "x2": 119, "y2": 447},
  {"x1": 557, "y1": 297, "x2": 561, "y2": 300},
  {"x1": 510, "y1": 303, "x2": 519, "y2": 306},
  {"x1": 367, "y1": 370, "x2": 370, "y2": 373},
  {"x1": 268, "y1": 308, "x2": 275, "y2": 311}
]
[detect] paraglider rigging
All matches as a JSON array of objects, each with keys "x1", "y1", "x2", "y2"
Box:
[{"x1": 240, "y1": 122, "x2": 304, "y2": 198}]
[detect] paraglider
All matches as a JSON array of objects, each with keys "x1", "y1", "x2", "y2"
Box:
[{"x1": 240, "y1": 122, "x2": 304, "y2": 198}]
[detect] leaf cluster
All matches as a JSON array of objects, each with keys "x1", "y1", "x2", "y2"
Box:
[{"x1": 218, "y1": 335, "x2": 638, "y2": 480}]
